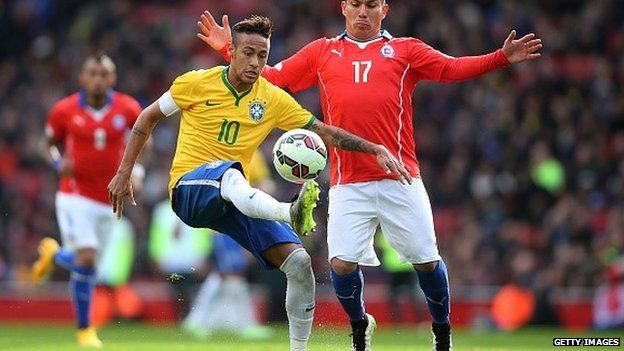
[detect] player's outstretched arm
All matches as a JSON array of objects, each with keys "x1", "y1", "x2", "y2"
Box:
[
  {"x1": 306, "y1": 119, "x2": 412, "y2": 184},
  {"x1": 422, "y1": 31, "x2": 542, "y2": 83},
  {"x1": 108, "y1": 102, "x2": 165, "y2": 219}
]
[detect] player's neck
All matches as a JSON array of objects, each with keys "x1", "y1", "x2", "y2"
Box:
[
  {"x1": 345, "y1": 30, "x2": 381, "y2": 42},
  {"x1": 226, "y1": 68, "x2": 252, "y2": 93},
  {"x1": 86, "y1": 95, "x2": 107, "y2": 110}
]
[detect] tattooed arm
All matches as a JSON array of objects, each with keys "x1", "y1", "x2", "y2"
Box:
[
  {"x1": 108, "y1": 101, "x2": 166, "y2": 218},
  {"x1": 306, "y1": 119, "x2": 412, "y2": 184}
]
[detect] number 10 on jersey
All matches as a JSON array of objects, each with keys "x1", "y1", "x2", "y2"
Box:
[
  {"x1": 352, "y1": 61, "x2": 372, "y2": 83},
  {"x1": 218, "y1": 118, "x2": 240, "y2": 145}
]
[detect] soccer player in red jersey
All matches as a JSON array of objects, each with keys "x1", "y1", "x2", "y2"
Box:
[
  {"x1": 32, "y1": 54, "x2": 142, "y2": 348},
  {"x1": 198, "y1": 1, "x2": 541, "y2": 350}
]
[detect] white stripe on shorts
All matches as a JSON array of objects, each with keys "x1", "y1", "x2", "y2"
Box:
[{"x1": 177, "y1": 179, "x2": 220, "y2": 188}]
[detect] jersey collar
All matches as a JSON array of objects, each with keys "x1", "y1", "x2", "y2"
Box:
[
  {"x1": 78, "y1": 89, "x2": 114, "y2": 109},
  {"x1": 221, "y1": 66, "x2": 253, "y2": 107},
  {"x1": 336, "y1": 29, "x2": 393, "y2": 41}
]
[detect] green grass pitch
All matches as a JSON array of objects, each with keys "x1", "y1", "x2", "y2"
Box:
[{"x1": 0, "y1": 323, "x2": 620, "y2": 350}]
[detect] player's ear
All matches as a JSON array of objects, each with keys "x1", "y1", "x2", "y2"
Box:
[
  {"x1": 382, "y1": 1, "x2": 389, "y2": 19},
  {"x1": 227, "y1": 41, "x2": 235, "y2": 59},
  {"x1": 341, "y1": 1, "x2": 347, "y2": 16}
]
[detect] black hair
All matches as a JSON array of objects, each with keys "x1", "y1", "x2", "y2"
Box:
[
  {"x1": 232, "y1": 15, "x2": 273, "y2": 44},
  {"x1": 82, "y1": 53, "x2": 116, "y2": 73}
]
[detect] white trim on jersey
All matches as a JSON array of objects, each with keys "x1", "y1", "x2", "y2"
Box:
[
  {"x1": 344, "y1": 36, "x2": 384, "y2": 50},
  {"x1": 397, "y1": 64, "x2": 411, "y2": 164},
  {"x1": 85, "y1": 105, "x2": 111, "y2": 122},
  {"x1": 318, "y1": 73, "x2": 342, "y2": 185},
  {"x1": 158, "y1": 91, "x2": 181, "y2": 117}
]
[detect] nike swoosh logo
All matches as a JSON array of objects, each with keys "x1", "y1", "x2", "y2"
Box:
[
  {"x1": 249, "y1": 192, "x2": 257, "y2": 199},
  {"x1": 205, "y1": 100, "x2": 219, "y2": 106},
  {"x1": 426, "y1": 296, "x2": 447, "y2": 306},
  {"x1": 304, "y1": 305, "x2": 315, "y2": 312}
]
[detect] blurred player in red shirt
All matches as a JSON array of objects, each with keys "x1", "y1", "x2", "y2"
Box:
[
  {"x1": 198, "y1": 1, "x2": 541, "y2": 350},
  {"x1": 32, "y1": 54, "x2": 142, "y2": 348}
]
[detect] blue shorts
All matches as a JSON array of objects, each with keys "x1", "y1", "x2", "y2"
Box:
[
  {"x1": 171, "y1": 161, "x2": 301, "y2": 269},
  {"x1": 211, "y1": 234, "x2": 247, "y2": 274}
]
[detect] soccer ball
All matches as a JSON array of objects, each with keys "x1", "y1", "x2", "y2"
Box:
[{"x1": 273, "y1": 129, "x2": 327, "y2": 183}]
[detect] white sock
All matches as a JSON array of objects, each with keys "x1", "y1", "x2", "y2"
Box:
[
  {"x1": 290, "y1": 339, "x2": 307, "y2": 351},
  {"x1": 221, "y1": 168, "x2": 291, "y2": 223},
  {"x1": 280, "y1": 249, "x2": 315, "y2": 349},
  {"x1": 184, "y1": 273, "x2": 222, "y2": 333}
]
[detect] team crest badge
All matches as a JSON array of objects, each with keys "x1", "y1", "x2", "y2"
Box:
[
  {"x1": 112, "y1": 114, "x2": 126, "y2": 130},
  {"x1": 248, "y1": 98, "x2": 267, "y2": 122},
  {"x1": 380, "y1": 44, "x2": 395, "y2": 58}
]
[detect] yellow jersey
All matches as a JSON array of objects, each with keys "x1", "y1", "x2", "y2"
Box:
[
  {"x1": 167, "y1": 66, "x2": 314, "y2": 194},
  {"x1": 248, "y1": 150, "x2": 270, "y2": 186}
]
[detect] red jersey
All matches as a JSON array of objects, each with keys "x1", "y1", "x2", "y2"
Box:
[
  {"x1": 242, "y1": 31, "x2": 509, "y2": 186},
  {"x1": 45, "y1": 91, "x2": 141, "y2": 204}
]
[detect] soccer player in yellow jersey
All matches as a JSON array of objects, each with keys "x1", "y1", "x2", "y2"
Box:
[{"x1": 107, "y1": 16, "x2": 409, "y2": 351}]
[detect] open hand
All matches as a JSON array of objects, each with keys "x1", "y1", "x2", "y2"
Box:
[
  {"x1": 197, "y1": 10, "x2": 232, "y2": 51},
  {"x1": 502, "y1": 30, "x2": 542, "y2": 64}
]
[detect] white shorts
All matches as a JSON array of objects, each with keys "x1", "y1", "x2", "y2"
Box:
[
  {"x1": 327, "y1": 178, "x2": 440, "y2": 266},
  {"x1": 55, "y1": 192, "x2": 115, "y2": 252}
]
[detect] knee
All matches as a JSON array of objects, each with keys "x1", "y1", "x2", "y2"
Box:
[
  {"x1": 74, "y1": 248, "x2": 97, "y2": 269},
  {"x1": 413, "y1": 260, "x2": 438, "y2": 273},
  {"x1": 221, "y1": 168, "x2": 247, "y2": 197},
  {"x1": 330, "y1": 258, "x2": 357, "y2": 276},
  {"x1": 282, "y1": 249, "x2": 314, "y2": 284}
]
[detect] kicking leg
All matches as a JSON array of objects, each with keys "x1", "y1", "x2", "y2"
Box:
[
  {"x1": 221, "y1": 168, "x2": 291, "y2": 222},
  {"x1": 263, "y1": 243, "x2": 315, "y2": 351},
  {"x1": 220, "y1": 168, "x2": 319, "y2": 236}
]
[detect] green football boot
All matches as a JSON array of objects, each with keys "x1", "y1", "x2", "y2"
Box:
[{"x1": 289, "y1": 180, "x2": 320, "y2": 236}]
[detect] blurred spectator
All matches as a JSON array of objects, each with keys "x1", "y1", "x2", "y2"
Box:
[
  {"x1": 377, "y1": 230, "x2": 424, "y2": 325},
  {"x1": 92, "y1": 218, "x2": 144, "y2": 326},
  {"x1": 148, "y1": 200, "x2": 211, "y2": 319}
]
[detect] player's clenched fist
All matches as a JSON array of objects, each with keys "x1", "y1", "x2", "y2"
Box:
[{"x1": 107, "y1": 170, "x2": 136, "y2": 219}]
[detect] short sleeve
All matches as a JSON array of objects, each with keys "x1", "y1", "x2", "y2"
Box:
[
  {"x1": 169, "y1": 70, "x2": 201, "y2": 110},
  {"x1": 408, "y1": 38, "x2": 453, "y2": 81},
  {"x1": 45, "y1": 102, "x2": 67, "y2": 141},
  {"x1": 272, "y1": 88, "x2": 315, "y2": 131}
]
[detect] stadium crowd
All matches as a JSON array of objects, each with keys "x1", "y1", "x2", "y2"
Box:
[{"x1": 0, "y1": 0, "x2": 622, "y2": 310}]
